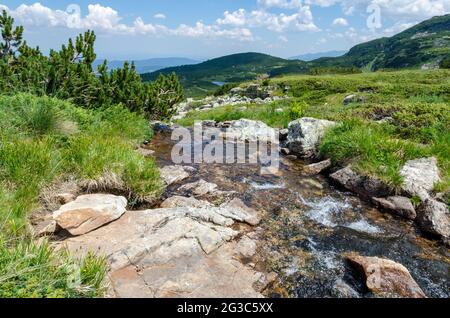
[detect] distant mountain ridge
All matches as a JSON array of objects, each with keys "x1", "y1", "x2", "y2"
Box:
[
  {"x1": 141, "y1": 52, "x2": 308, "y2": 96},
  {"x1": 93, "y1": 57, "x2": 199, "y2": 74},
  {"x1": 310, "y1": 14, "x2": 450, "y2": 70},
  {"x1": 289, "y1": 50, "x2": 347, "y2": 61},
  {"x1": 141, "y1": 14, "x2": 450, "y2": 96}
]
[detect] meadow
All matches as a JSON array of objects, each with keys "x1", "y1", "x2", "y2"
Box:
[{"x1": 177, "y1": 70, "x2": 450, "y2": 198}]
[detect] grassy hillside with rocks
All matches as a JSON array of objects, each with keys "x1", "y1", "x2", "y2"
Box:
[
  {"x1": 176, "y1": 69, "x2": 450, "y2": 199},
  {"x1": 146, "y1": 14, "x2": 450, "y2": 97}
]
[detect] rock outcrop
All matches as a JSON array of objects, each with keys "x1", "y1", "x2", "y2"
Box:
[
  {"x1": 303, "y1": 159, "x2": 332, "y2": 175},
  {"x1": 346, "y1": 254, "x2": 426, "y2": 298},
  {"x1": 372, "y1": 196, "x2": 416, "y2": 220},
  {"x1": 400, "y1": 157, "x2": 441, "y2": 201},
  {"x1": 160, "y1": 165, "x2": 192, "y2": 186},
  {"x1": 53, "y1": 194, "x2": 127, "y2": 236},
  {"x1": 220, "y1": 119, "x2": 277, "y2": 143},
  {"x1": 343, "y1": 94, "x2": 365, "y2": 105},
  {"x1": 287, "y1": 118, "x2": 336, "y2": 158},
  {"x1": 417, "y1": 199, "x2": 450, "y2": 241},
  {"x1": 60, "y1": 205, "x2": 266, "y2": 298},
  {"x1": 330, "y1": 166, "x2": 391, "y2": 198}
]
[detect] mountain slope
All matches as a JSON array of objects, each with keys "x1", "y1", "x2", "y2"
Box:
[
  {"x1": 93, "y1": 57, "x2": 199, "y2": 74},
  {"x1": 141, "y1": 52, "x2": 308, "y2": 96},
  {"x1": 142, "y1": 14, "x2": 449, "y2": 97},
  {"x1": 290, "y1": 50, "x2": 347, "y2": 61},
  {"x1": 311, "y1": 14, "x2": 450, "y2": 70}
]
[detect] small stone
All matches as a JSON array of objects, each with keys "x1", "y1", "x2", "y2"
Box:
[
  {"x1": 160, "y1": 165, "x2": 191, "y2": 186},
  {"x1": 346, "y1": 254, "x2": 426, "y2": 298},
  {"x1": 280, "y1": 148, "x2": 290, "y2": 155},
  {"x1": 372, "y1": 196, "x2": 416, "y2": 220},
  {"x1": 285, "y1": 155, "x2": 298, "y2": 161},
  {"x1": 38, "y1": 220, "x2": 60, "y2": 236},
  {"x1": 343, "y1": 94, "x2": 365, "y2": 105},
  {"x1": 137, "y1": 148, "x2": 155, "y2": 158},
  {"x1": 219, "y1": 198, "x2": 261, "y2": 226},
  {"x1": 417, "y1": 199, "x2": 450, "y2": 241},
  {"x1": 303, "y1": 159, "x2": 332, "y2": 175},
  {"x1": 55, "y1": 193, "x2": 76, "y2": 205},
  {"x1": 235, "y1": 236, "x2": 257, "y2": 258},
  {"x1": 180, "y1": 179, "x2": 218, "y2": 196}
]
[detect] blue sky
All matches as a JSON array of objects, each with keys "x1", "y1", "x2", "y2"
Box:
[{"x1": 1, "y1": 1, "x2": 449, "y2": 60}]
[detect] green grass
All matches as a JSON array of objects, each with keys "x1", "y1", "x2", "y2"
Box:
[
  {"x1": 0, "y1": 93, "x2": 163, "y2": 297},
  {"x1": 177, "y1": 69, "x2": 450, "y2": 195},
  {"x1": 0, "y1": 238, "x2": 106, "y2": 298},
  {"x1": 177, "y1": 99, "x2": 298, "y2": 128}
]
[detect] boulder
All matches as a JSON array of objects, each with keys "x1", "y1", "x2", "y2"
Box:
[
  {"x1": 179, "y1": 179, "x2": 218, "y2": 196},
  {"x1": 372, "y1": 196, "x2": 416, "y2": 220},
  {"x1": 417, "y1": 199, "x2": 450, "y2": 241},
  {"x1": 221, "y1": 119, "x2": 277, "y2": 143},
  {"x1": 343, "y1": 94, "x2": 365, "y2": 105},
  {"x1": 150, "y1": 121, "x2": 172, "y2": 133},
  {"x1": 53, "y1": 194, "x2": 127, "y2": 236},
  {"x1": 287, "y1": 118, "x2": 336, "y2": 158},
  {"x1": 400, "y1": 157, "x2": 441, "y2": 201},
  {"x1": 303, "y1": 159, "x2": 332, "y2": 175},
  {"x1": 219, "y1": 198, "x2": 261, "y2": 226},
  {"x1": 346, "y1": 254, "x2": 426, "y2": 298},
  {"x1": 160, "y1": 165, "x2": 191, "y2": 186},
  {"x1": 330, "y1": 166, "x2": 391, "y2": 198},
  {"x1": 59, "y1": 206, "x2": 265, "y2": 298}
]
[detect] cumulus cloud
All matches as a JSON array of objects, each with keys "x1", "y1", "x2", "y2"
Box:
[
  {"x1": 217, "y1": 7, "x2": 319, "y2": 32},
  {"x1": 2, "y1": 3, "x2": 254, "y2": 41},
  {"x1": 338, "y1": 0, "x2": 449, "y2": 20},
  {"x1": 332, "y1": 17, "x2": 348, "y2": 26}
]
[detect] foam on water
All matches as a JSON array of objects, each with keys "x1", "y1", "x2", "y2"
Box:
[
  {"x1": 249, "y1": 181, "x2": 286, "y2": 190},
  {"x1": 305, "y1": 196, "x2": 351, "y2": 227},
  {"x1": 346, "y1": 219, "x2": 381, "y2": 234}
]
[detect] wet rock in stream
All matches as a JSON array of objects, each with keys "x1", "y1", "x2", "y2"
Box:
[{"x1": 144, "y1": 131, "x2": 450, "y2": 298}]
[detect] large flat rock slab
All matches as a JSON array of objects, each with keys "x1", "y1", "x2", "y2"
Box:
[{"x1": 59, "y1": 206, "x2": 266, "y2": 298}]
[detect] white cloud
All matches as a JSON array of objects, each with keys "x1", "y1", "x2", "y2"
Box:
[
  {"x1": 3, "y1": 3, "x2": 254, "y2": 41},
  {"x1": 338, "y1": 0, "x2": 449, "y2": 20},
  {"x1": 305, "y1": 0, "x2": 338, "y2": 7},
  {"x1": 154, "y1": 13, "x2": 166, "y2": 19},
  {"x1": 332, "y1": 17, "x2": 348, "y2": 26},
  {"x1": 278, "y1": 35, "x2": 288, "y2": 42},
  {"x1": 217, "y1": 7, "x2": 319, "y2": 32},
  {"x1": 257, "y1": 0, "x2": 303, "y2": 9}
]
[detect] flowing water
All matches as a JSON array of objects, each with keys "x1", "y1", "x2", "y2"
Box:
[{"x1": 147, "y1": 131, "x2": 450, "y2": 298}]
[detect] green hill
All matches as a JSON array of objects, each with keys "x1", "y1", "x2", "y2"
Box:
[
  {"x1": 141, "y1": 52, "x2": 308, "y2": 97},
  {"x1": 142, "y1": 14, "x2": 450, "y2": 97},
  {"x1": 311, "y1": 14, "x2": 450, "y2": 70}
]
